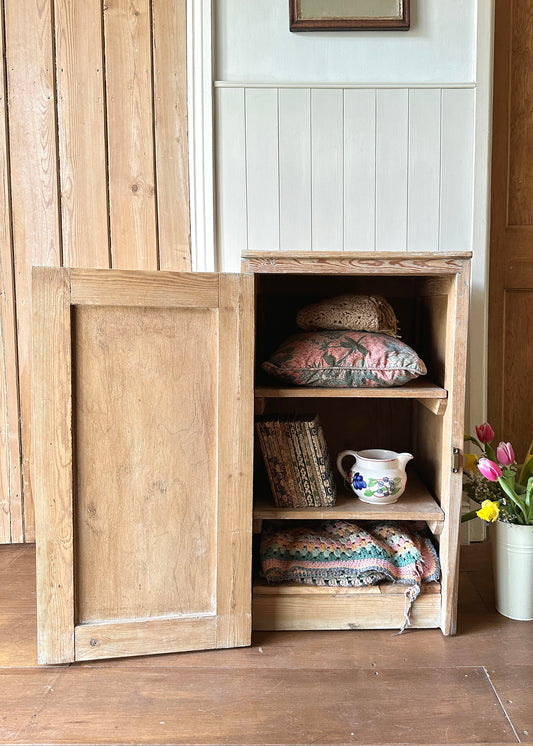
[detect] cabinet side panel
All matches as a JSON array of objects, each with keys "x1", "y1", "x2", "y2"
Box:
[{"x1": 74, "y1": 305, "x2": 218, "y2": 622}]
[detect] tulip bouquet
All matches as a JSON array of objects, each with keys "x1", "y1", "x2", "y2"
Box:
[{"x1": 462, "y1": 423, "x2": 533, "y2": 525}]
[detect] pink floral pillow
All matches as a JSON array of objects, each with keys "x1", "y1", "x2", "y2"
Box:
[{"x1": 262, "y1": 331, "x2": 426, "y2": 388}]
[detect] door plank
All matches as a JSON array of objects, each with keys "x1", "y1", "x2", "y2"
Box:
[
  {"x1": 54, "y1": 0, "x2": 110, "y2": 268},
  {"x1": 75, "y1": 617, "x2": 217, "y2": 662},
  {"x1": 153, "y1": 0, "x2": 191, "y2": 271},
  {"x1": 5, "y1": 0, "x2": 62, "y2": 541},
  {"x1": 32, "y1": 268, "x2": 74, "y2": 664},
  {"x1": 0, "y1": 4, "x2": 22, "y2": 543},
  {"x1": 489, "y1": 0, "x2": 533, "y2": 454},
  {"x1": 104, "y1": 0, "x2": 158, "y2": 269}
]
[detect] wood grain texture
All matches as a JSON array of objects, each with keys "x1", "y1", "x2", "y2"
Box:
[
  {"x1": 54, "y1": 0, "x2": 110, "y2": 268},
  {"x1": 153, "y1": 0, "x2": 190, "y2": 271},
  {"x1": 74, "y1": 303, "x2": 218, "y2": 623},
  {"x1": 489, "y1": 0, "x2": 533, "y2": 457},
  {"x1": 436, "y1": 264, "x2": 471, "y2": 635},
  {"x1": 252, "y1": 585, "x2": 441, "y2": 631},
  {"x1": 254, "y1": 473, "x2": 444, "y2": 524},
  {"x1": 33, "y1": 270, "x2": 251, "y2": 661},
  {"x1": 0, "y1": 6, "x2": 22, "y2": 543},
  {"x1": 508, "y1": 0, "x2": 533, "y2": 226},
  {"x1": 1, "y1": 0, "x2": 190, "y2": 544},
  {"x1": 5, "y1": 0, "x2": 62, "y2": 541},
  {"x1": 242, "y1": 251, "x2": 472, "y2": 276},
  {"x1": 256, "y1": 379, "x2": 447, "y2": 401},
  {"x1": 6, "y1": 665, "x2": 516, "y2": 745},
  {"x1": 215, "y1": 274, "x2": 254, "y2": 648},
  {"x1": 31, "y1": 268, "x2": 74, "y2": 664},
  {"x1": 104, "y1": 0, "x2": 157, "y2": 269},
  {"x1": 70, "y1": 268, "x2": 219, "y2": 307},
  {"x1": 75, "y1": 617, "x2": 217, "y2": 661}
]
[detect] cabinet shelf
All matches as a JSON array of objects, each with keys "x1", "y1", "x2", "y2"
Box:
[
  {"x1": 253, "y1": 473, "x2": 444, "y2": 533},
  {"x1": 255, "y1": 379, "x2": 448, "y2": 415}
]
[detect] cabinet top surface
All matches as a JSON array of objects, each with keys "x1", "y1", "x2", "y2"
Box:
[{"x1": 241, "y1": 251, "x2": 472, "y2": 275}]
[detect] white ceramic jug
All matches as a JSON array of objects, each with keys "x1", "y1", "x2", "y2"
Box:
[{"x1": 336, "y1": 448, "x2": 413, "y2": 505}]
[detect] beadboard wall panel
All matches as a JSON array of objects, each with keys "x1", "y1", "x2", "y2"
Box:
[
  {"x1": 0, "y1": 0, "x2": 190, "y2": 543},
  {"x1": 215, "y1": 85, "x2": 476, "y2": 271}
]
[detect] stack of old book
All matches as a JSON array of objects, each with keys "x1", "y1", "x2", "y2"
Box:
[{"x1": 255, "y1": 414, "x2": 337, "y2": 508}]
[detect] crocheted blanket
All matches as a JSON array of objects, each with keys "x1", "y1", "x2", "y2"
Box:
[{"x1": 260, "y1": 520, "x2": 440, "y2": 631}]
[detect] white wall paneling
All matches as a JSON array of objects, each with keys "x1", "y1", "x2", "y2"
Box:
[
  {"x1": 408, "y1": 89, "x2": 442, "y2": 253},
  {"x1": 245, "y1": 89, "x2": 280, "y2": 250},
  {"x1": 215, "y1": 84, "x2": 476, "y2": 271},
  {"x1": 215, "y1": 87, "x2": 247, "y2": 271},
  {"x1": 375, "y1": 89, "x2": 409, "y2": 252},
  {"x1": 439, "y1": 88, "x2": 475, "y2": 254},
  {"x1": 344, "y1": 89, "x2": 376, "y2": 252},
  {"x1": 311, "y1": 89, "x2": 345, "y2": 251}
]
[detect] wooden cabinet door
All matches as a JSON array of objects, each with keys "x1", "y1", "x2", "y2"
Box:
[{"x1": 32, "y1": 268, "x2": 254, "y2": 664}]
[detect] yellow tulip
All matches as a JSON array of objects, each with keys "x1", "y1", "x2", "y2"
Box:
[
  {"x1": 476, "y1": 500, "x2": 500, "y2": 523},
  {"x1": 464, "y1": 453, "x2": 478, "y2": 473}
]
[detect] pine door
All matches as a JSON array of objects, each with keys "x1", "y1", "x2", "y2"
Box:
[
  {"x1": 489, "y1": 0, "x2": 533, "y2": 453},
  {"x1": 32, "y1": 268, "x2": 254, "y2": 664}
]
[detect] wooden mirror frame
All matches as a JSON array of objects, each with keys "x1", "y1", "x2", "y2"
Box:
[{"x1": 289, "y1": 0, "x2": 410, "y2": 32}]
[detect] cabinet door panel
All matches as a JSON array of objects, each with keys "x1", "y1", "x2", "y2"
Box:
[{"x1": 32, "y1": 268, "x2": 253, "y2": 664}]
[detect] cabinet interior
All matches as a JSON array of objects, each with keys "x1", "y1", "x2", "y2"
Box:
[
  {"x1": 249, "y1": 265, "x2": 464, "y2": 634},
  {"x1": 253, "y1": 272, "x2": 451, "y2": 507}
]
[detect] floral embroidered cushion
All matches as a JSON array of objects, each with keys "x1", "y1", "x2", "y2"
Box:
[{"x1": 262, "y1": 331, "x2": 426, "y2": 388}]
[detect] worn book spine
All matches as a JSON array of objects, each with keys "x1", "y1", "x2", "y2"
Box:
[
  {"x1": 273, "y1": 418, "x2": 306, "y2": 507},
  {"x1": 286, "y1": 418, "x2": 315, "y2": 507},
  {"x1": 303, "y1": 416, "x2": 337, "y2": 507},
  {"x1": 255, "y1": 419, "x2": 292, "y2": 507}
]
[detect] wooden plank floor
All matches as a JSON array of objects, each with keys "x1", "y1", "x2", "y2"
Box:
[{"x1": 1, "y1": 542, "x2": 532, "y2": 745}]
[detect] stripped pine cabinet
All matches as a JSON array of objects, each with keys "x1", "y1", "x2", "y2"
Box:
[{"x1": 33, "y1": 253, "x2": 470, "y2": 663}]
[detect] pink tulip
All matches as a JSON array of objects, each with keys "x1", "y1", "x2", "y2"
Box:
[
  {"x1": 477, "y1": 457, "x2": 502, "y2": 482},
  {"x1": 496, "y1": 441, "x2": 515, "y2": 466},
  {"x1": 475, "y1": 422, "x2": 495, "y2": 444}
]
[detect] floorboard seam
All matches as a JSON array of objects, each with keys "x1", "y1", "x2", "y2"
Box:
[
  {"x1": 482, "y1": 665, "x2": 521, "y2": 743},
  {"x1": 10, "y1": 668, "x2": 65, "y2": 742}
]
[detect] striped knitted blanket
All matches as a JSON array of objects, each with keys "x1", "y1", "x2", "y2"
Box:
[{"x1": 260, "y1": 520, "x2": 440, "y2": 631}]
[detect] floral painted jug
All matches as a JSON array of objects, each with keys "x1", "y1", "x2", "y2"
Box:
[{"x1": 336, "y1": 449, "x2": 413, "y2": 505}]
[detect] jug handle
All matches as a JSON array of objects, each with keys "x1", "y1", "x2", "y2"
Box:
[{"x1": 336, "y1": 450, "x2": 358, "y2": 482}]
